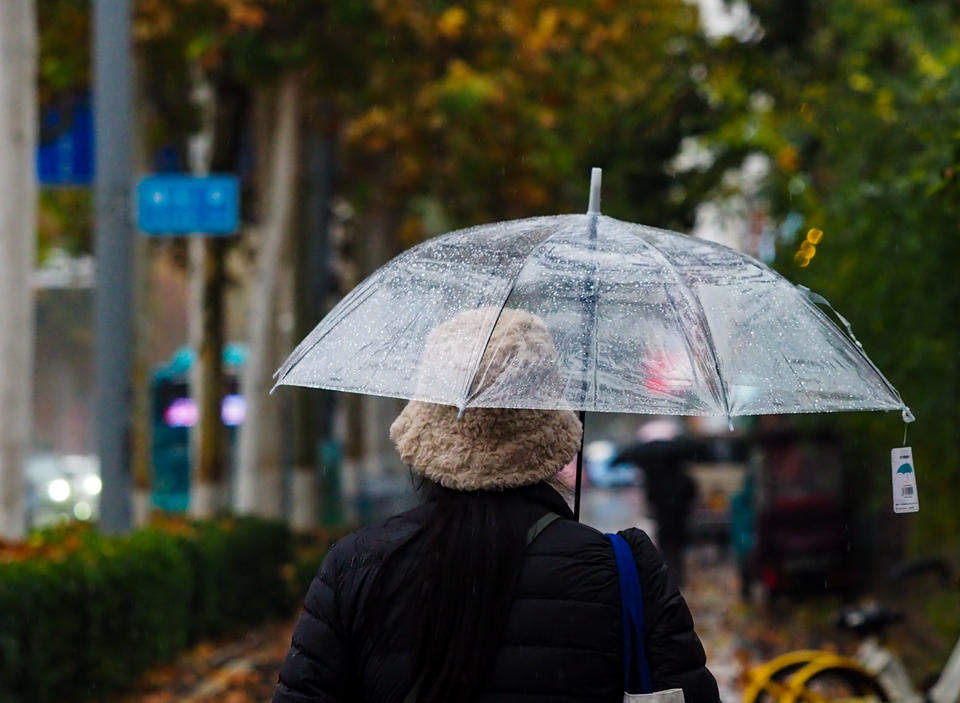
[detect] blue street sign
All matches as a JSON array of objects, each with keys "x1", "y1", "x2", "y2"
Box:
[
  {"x1": 136, "y1": 174, "x2": 240, "y2": 235},
  {"x1": 37, "y1": 94, "x2": 94, "y2": 185}
]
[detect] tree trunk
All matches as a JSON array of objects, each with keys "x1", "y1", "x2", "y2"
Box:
[
  {"x1": 260, "y1": 260, "x2": 289, "y2": 520},
  {"x1": 291, "y1": 127, "x2": 336, "y2": 532},
  {"x1": 235, "y1": 73, "x2": 302, "y2": 516},
  {"x1": 340, "y1": 393, "x2": 364, "y2": 525},
  {"x1": 360, "y1": 204, "x2": 403, "y2": 517},
  {"x1": 130, "y1": 57, "x2": 153, "y2": 527},
  {"x1": 187, "y1": 75, "x2": 226, "y2": 518},
  {"x1": 131, "y1": 234, "x2": 153, "y2": 527},
  {"x1": 0, "y1": 0, "x2": 37, "y2": 541},
  {"x1": 188, "y1": 237, "x2": 228, "y2": 517},
  {"x1": 187, "y1": 71, "x2": 250, "y2": 518}
]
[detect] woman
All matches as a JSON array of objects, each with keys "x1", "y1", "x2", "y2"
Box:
[{"x1": 274, "y1": 310, "x2": 720, "y2": 703}]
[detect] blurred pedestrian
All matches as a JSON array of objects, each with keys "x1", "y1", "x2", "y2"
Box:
[
  {"x1": 618, "y1": 425, "x2": 702, "y2": 587},
  {"x1": 643, "y1": 461, "x2": 698, "y2": 587},
  {"x1": 730, "y1": 472, "x2": 756, "y2": 600},
  {"x1": 274, "y1": 311, "x2": 719, "y2": 703}
]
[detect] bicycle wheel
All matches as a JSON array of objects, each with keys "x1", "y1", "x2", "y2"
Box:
[
  {"x1": 786, "y1": 664, "x2": 890, "y2": 703},
  {"x1": 745, "y1": 651, "x2": 822, "y2": 703}
]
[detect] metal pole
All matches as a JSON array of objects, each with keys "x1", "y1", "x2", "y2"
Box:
[
  {"x1": 93, "y1": 0, "x2": 134, "y2": 533},
  {"x1": 574, "y1": 410, "x2": 585, "y2": 521},
  {"x1": 0, "y1": 0, "x2": 37, "y2": 541},
  {"x1": 575, "y1": 168, "x2": 602, "y2": 522},
  {"x1": 587, "y1": 167, "x2": 602, "y2": 215}
]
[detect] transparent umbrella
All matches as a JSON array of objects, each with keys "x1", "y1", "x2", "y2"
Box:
[{"x1": 275, "y1": 169, "x2": 911, "y2": 514}]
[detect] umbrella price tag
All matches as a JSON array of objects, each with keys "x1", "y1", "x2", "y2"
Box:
[{"x1": 891, "y1": 447, "x2": 919, "y2": 514}]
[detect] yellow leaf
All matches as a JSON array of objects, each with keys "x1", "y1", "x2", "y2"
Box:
[
  {"x1": 875, "y1": 88, "x2": 896, "y2": 123},
  {"x1": 848, "y1": 72, "x2": 873, "y2": 93},
  {"x1": 776, "y1": 145, "x2": 799, "y2": 173},
  {"x1": 916, "y1": 50, "x2": 946, "y2": 80},
  {"x1": 438, "y1": 6, "x2": 467, "y2": 39},
  {"x1": 538, "y1": 108, "x2": 557, "y2": 129}
]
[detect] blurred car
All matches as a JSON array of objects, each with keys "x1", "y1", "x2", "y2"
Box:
[
  {"x1": 25, "y1": 453, "x2": 101, "y2": 527},
  {"x1": 584, "y1": 440, "x2": 639, "y2": 488}
]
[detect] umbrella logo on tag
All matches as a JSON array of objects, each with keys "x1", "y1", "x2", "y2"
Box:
[{"x1": 896, "y1": 463, "x2": 913, "y2": 475}]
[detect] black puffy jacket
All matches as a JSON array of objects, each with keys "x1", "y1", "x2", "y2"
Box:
[{"x1": 274, "y1": 483, "x2": 720, "y2": 703}]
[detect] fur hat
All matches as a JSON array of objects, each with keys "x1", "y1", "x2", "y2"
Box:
[{"x1": 390, "y1": 308, "x2": 582, "y2": 491}]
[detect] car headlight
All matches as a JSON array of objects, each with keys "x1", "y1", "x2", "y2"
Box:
[
  {"x1": 47, "y1": 478, "x2": 71, "y2": 503},
  {"x1": 82, "y1": 474, "x2": 102, "y2": 496}
]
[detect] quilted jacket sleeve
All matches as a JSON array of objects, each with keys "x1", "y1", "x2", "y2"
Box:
[
  {"x1": 620, "y1": 528, "x2": 721, "y2": 703},
  {"x1": 273, "y1": 542, "x2": 356, "y2": 703}
]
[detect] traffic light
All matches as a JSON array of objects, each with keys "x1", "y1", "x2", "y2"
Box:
[{"x1": 794, "y1": 228, "x2": 823, "y2": 267}]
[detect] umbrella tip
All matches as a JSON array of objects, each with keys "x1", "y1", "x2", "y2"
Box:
[{"x1": 587, "y1": 167, "x2": 602, "y2": 214}]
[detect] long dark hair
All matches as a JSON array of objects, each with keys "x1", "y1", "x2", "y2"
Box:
[{"x1": 361, "y1": 479, "x2": 534, "y2": 703}]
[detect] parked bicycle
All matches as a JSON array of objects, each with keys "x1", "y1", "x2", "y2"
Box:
[{"x1": 743, "y1": 558, "x2": 960, "y2": 703}]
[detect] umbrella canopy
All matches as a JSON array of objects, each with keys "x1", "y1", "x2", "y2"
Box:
[{"x1": 275, "y1": 170, "x2": 910, "y2": 425}]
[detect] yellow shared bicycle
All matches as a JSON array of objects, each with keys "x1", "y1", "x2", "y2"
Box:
[{"x1": 743, "y1": 559, "x2": 960, "y2": 703}]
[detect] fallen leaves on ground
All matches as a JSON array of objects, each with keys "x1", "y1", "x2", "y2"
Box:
[{"x1": 106, "y1": 619, "x2": 294, "y2": 703}]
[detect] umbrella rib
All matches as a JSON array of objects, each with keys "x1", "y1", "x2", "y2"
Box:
[
  {"x1": 662, "y1": 282, "x2": 710, "y2": 408},
  {"x1": 778, "y1": 348, "x2": 812, "y2": 403},
  {"x1": 273, "y1": 249, "x2": 414, "y2": 387},
  {"x1": 458, "y1": 225, "x2": 575, "y2": 410},
  {"x1": 797, "y1": 288, "x2": 909, "y2": 413},
  {"x1": 631, "y1": 233, "x2": 732, "y2": 420}
]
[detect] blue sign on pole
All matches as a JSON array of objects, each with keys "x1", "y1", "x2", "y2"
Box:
[
  {"x1": 37, "y1": 94, "x2": 95, "y2": 185},
  {"x1": 136, "y1": 174, "x2": 240, "y2": 235}
]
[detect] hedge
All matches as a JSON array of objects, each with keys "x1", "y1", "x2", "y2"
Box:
[{"x1": 0, "y1": 516, "x2": 327, "y2": 703}]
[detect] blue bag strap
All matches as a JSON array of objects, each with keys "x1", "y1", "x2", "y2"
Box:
[{"x1": 606, "y1": 533, "x2": 653, "y2": 694}]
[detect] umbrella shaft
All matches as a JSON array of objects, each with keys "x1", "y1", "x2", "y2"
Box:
[{"x1": 574, "y1": 409, "x2": 586, "y2": 520}]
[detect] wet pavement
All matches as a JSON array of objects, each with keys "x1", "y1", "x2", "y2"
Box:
[
  {"x1": 686, "y1": 548, "x2": 749, "y2": 702},
  {"x1": 579, "y1": 485, "x2": 657, "y2": 537}
]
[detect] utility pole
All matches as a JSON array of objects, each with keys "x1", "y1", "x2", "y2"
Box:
[
  {"x1": 0, "y1": 0, "x2": 37, "y2": 541},
  {"x1": 93, "y1": 0, "x2": 134, "y2": 533}
]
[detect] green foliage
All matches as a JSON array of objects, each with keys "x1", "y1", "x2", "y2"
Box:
[
  {"x1": 33, "y1": 0, "x2": 956, "y2": 560},
  {"x1": 172, "y1": 518, "x2": 292, "y2": 640},
  {"x1": 0, "y1": 517, "x2": 296, "y2": 703},
  {"x1": 290, "y1": 532, "x2": 338, "y2": 601},
  {"x1": 336, "y1": 1, "x2": 715, "y2": 232},
  {"x1": 39, "y1": 0, "x2": 720, "y2": 243},
  {"x1": 78, "y1": 530, "x2": 193, "y2": 693},
  {"x1": 37, "y1": 188, "x2": 92, "y2": 258},
  {"x1": 37, "y1": 0, "x2": 91, "y2": 101},
  {"x1": 704, "y1": 0, "x2": 960, "y2": 549}
]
